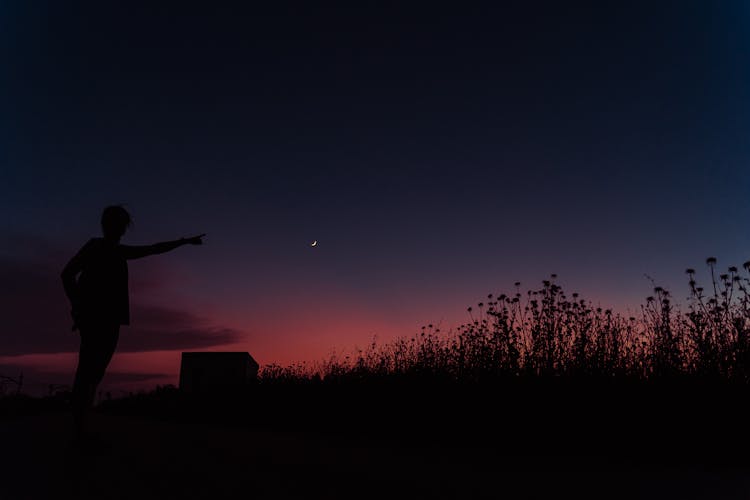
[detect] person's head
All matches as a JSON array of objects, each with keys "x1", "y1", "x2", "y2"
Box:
[{"x1": 101, "y1": 205, "x2": 132, "y2": 240}]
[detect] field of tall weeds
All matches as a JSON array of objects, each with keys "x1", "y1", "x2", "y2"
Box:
[{"x1": 261, "y1": 257, "x2": 750, "y2": 385}]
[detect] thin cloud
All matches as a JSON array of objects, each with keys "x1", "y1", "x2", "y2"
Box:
[
  {"x1": 0, "y1": 245, "x2": 244, "y2": 356},
  {"x1": 118, "y1": 304, "x2": 243, "y2": 353}
]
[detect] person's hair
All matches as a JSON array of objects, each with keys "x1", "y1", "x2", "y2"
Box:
[{"x1": 101, "y1": 205, "x2": 133, "y2": 238}]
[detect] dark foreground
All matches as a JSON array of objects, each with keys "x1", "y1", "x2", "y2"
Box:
[{"x1": 2, "y1": 380, "x2": 750, "y2": 499}]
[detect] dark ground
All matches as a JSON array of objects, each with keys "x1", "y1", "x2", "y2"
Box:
[{"x1": 2, "y1": 380, "x2": 750, "y2": 499}]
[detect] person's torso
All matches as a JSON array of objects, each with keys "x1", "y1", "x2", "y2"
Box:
[{"x1": 77, "y1": 238, "x2": 130, "y2": 324}]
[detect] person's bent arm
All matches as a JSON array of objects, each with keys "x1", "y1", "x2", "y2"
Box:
[
  {"x1": 120, "y1": 234, "x2": 205, "y2": 260},
  {"x1": 61, "y1": 239, "x2": 94, "y2": 303}
]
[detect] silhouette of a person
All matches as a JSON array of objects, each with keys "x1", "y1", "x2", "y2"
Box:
[{"x1": 61, "y1": 205, "x2": 204, "y2": 442}]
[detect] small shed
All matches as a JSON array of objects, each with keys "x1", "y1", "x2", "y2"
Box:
[{"x1": 179, "y1": 352, "x2": 259, "y2": 394}]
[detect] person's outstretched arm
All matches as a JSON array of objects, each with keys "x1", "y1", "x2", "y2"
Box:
[{"x1": 120, "y1": 234, "x2": 205, "y2": 260}]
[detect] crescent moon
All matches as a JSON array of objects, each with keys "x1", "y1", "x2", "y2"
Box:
[{"x1": 311, "y1": 240, "x2": 317, "y2": 247}]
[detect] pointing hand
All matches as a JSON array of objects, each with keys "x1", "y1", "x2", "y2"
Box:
[{"x1": 184, "y1": 234, "x2": 206, "y2": 245}]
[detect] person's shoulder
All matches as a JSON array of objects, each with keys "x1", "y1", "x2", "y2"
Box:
[{"x1": 79, "y1": 237, "x2": 105, "y2": 253}]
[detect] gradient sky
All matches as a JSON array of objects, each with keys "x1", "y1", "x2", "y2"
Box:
[{"x1": 2, "y1": 1, "x2": 750, "y2": 395}]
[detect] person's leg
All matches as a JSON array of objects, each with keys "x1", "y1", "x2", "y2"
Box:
[
  {"x1": 88, "y1": 323, "x2": 120, "y2": 397},
  {"x1": 72, "y1": 326, "x2": 95, "y2": 440},
  {"x1": 71, "y1": 323, "x2": 120, "y2": 441}
]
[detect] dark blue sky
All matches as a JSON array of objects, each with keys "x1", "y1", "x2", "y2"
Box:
[{"x1": 2, "y1": 1, "x2": 750, "y2": 387}]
